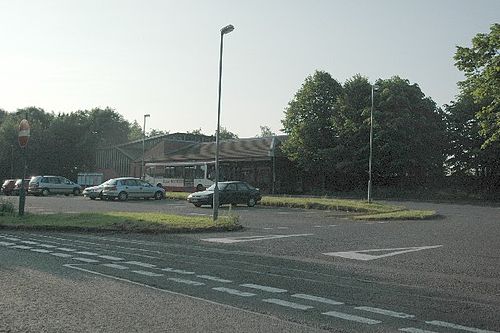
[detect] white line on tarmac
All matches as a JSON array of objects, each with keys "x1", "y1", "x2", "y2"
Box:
[
  {"x1": 213, "y1": 287, "x2": 255, "y2": 297},
  {"x1": 125, "y1": 261, "x2": 156, "y2": 268},
  {"x1": 168, "y1": 278, "x2": 205, "y2": 286},
  {"x1": 162, "y1": 268, "x2": 195, "y2": 275},
  {"x1": 202, "y1": 234, "x2": 313, "y2": 244},
  {"x1": 38, "y1": 244, "x2": 57, "y2": 248},
  {"x1": 263, "y1": 299, "x2": 313, "y2": 310},
  {"x1": 72, "y1": 257, "x2": 99, "y2": 263},
  {"x1": 322, "y1": 311, "x2": 381, "y2": 325},
  {"x1": 20, "y1": 241, "x2": 39, "y2": 245},
  {"x1": 30, "y1": 249, "x2": 52, "y2": 253},
  {"x1": 0, "y1": 241, "x2": 15, "y2": 246},
  {"x1": 75, "y1": 251, "x2": 99, "y2": 256},
  {"x1": 425, "y1": 320, "x2": 498, "y2": 333},
  {"x1": 3, "y1": 237, "x2": 19, "y2": 241},
  {"x1": 291, "y1": 294, "x2": 343, "y2": 305},
  {"x1": 399, "y1": 328, "x2": 439, "y2": 333},
  {"x1": 98, "y1": 255, "x2": 124, "y2": 261},
  {"x1": 57, "y1": 248, "x2": 76, "y2": 252},
  {"x1": 240, "y1": 283, "x2": 287, "y2": 293},
  {"x1": 102, "y1": 264, "x2": 129, "y2": 270},
  {"x1": 50, "y1": 253, "x2": 72, "y2": 258},
  {"x1": 277, "y1": 227, "x2": 289, "y2": 229},
  {"x1": 355, "y1": 306, "x2": 414, "y2": 319},
  {"x1": 11, "y1": 245, "x2": 32, "y2": 249},
  {"x1": 132, "y1": 270, "x2": 163, "y2": 277},
  {"x1": 197, "y1": 275, "x2": 232, "y2": 283}
]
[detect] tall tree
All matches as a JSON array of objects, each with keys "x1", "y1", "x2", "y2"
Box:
[
  {"x1": 281, "y1": 70, "x2": 343, "y2": 190},
  {"x1": 454, "y1": 23, "x2": 500, "y2": 147},
  {"x1": 217, "y1": 126, "x2": 238, "y2": 140},
  {"x1": 256, "y1": 125, "x2": 276, "y2": 137}
]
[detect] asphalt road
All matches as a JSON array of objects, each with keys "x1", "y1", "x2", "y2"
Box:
[{"x1": 0, "y1": 195, "x2": 499, "y2": 332}]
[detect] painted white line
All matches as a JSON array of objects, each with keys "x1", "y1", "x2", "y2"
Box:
[
  {"x1": 240, "y1": 283, "x2": 287, "y2": 293},
  {"x1": 11, "y1": 245, "x2": 32, "y2": 249},
  {"x1": 57, "y1": 247, "x2": 76, "y2": 252},
  {"x1": 0, "y1": 241, "x2": 15, "y2": 246},
  {"x1": 263, "y1": 227, "x2": 273, "y2": 230},
  {"x1": 3, "y1": 237, "x2": 20, "y2": 241},
  {"x1": 399, "y1": 328, "x2": 439, "y2": 333},
  {"x1": 125, "y1": 261, "x2": 156, "y2": 268},
  {"x1": 38, "y1": 244, "x2": 57, "y2": 248},
  {"x1": 30, "y1": 249, "x2": 52, "y2": 253},
  {"x1": 328, "y1": 225, "x2": 338, "y2": 227},
  {"x1": 75, "y1": 251, "x2": 99, "y2": 256},
  {"x1": 355, "y1": 306, "x2": 414, "y2": 319},
  {"x1": 197, "y1": 275, "x2": 232, "y2": 283},
  {"x1": 213, "y1": 287, "x2": 255, "y2": 297},
  {"x1": 263, "y1": 298, "x2": 313, "y2": 310},
  {"x1": 426, "y1": 320, "x2": 498, "y2": 333},
  {"x1": 51, "y1": 253, "x2": 72, "y2": 258},
  {"x1": 72, "y1": 257, "x2": 99, "y2": 263},
  {"x1": 291, "y1": 293, "x2": 343, "y2": 305},
  {"x1": 322, "y1": 311, "x2": 381, "y2": 325},
  {"x1": 277, "y1": 227, "x2": 289, "y2": 229},
  {"x1": 132, "y1": 270, "x2": 163, "y2": 277},
  {"x1": 188, "y1": 213, "x2": 209, "y2": 216},
  {"x1": 98, "y1": 255, "x2": 124, "y2": 261},
  {"x1": 102, "y1": 264, "x2": 129, "y2": 270},
  {"x1": 323, "y1": 245, "x2": 443, "y2": 261},
  {"x1": 20, "y1": 241, "x2": 39, "y2": 245},
  {"x1": 202, "y1": 234, "x2": 313, "y2": 244},
  {"x1": 168, "y1": 278, "x2": 205, "y2": 286},
  {"x1": 162, "y1": 268, "x2": 195, "y2": 275}
]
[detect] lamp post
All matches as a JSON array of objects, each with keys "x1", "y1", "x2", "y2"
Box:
[
  {"x1": 142, "y1": 114, "x2": 150, "y2": 180},
  {"x1": 213, "y1": 24, "x2": 234, "y2": 221},
  {"x1": 10, "y1": 144, "x2": 14, "y2": 178},
  {"x1": 367, "y1": 85, "x2": 378, "y2": 203}
]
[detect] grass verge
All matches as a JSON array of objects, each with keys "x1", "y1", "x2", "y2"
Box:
[
  {"x1": 352, "y1": 210, "x2": 438, "y2": 221},
  {"x1": 0, "y1": 211, "x2": 241, "y2": 233}
]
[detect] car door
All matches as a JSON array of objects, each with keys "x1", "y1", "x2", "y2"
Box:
[
  {"x1": 236, "y1": 182, "x2": 251, "y2": 204},
  {"x1": 50, "y1": 177, "x2": 63, "y2": 194},
  {"x1": 222, "y1": 183, "x2": 238, "y2": 204},
  {"x1": 124, "y1": 179, "x2": 139, "y2": 198},
  {"x1": 137, "y1": 180, "x2": 154, "y2": 198}
]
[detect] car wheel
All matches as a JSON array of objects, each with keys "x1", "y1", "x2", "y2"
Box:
[
  {"x1": 247, "y1": 197, "x2": 256, "y2": 207},
  {"x1": 42, "y1": 188, "x2": 50, "y2": 196},
  {"x1": 154, "y1": 191, "x2": 164, "y2": 200},
  {"x1": 73, "y1": 188, "x2": 80, "y2": 196},
  {"x1": 98, "y1": 192, "x2": 103, "y2": 200},
  {"x1": 196, "y1": 184, "x2": 204, "y2": 191},
  {"x1": 90, "y1": 196, "x2": 96, "y2": 200},
  {"x1": 118, "y1": 191, "x2": 128, "y2": 201}
]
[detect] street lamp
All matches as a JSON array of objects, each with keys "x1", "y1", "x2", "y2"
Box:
[
  {"x1": 367, "y1": 85, "x2": 378, "y2": 203},
  {"x1": 213, "y1": 24, "x2": 234, "y2": 221},
  {"x1": 142, "y1": 114, "x2": 150, "y2": 180}
]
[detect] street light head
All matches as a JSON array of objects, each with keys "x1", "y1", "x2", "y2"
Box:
[
  {"x1": 221, "y1": 24, "x2": 234, "y2": 35},
  {"x1": 144, "y1": 114, "x2": 150, "y2": 118},
  {"x1": 372, "y1": 85, "x2": 379, "y2": 91}
]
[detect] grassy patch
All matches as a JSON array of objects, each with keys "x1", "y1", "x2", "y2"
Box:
[
  {"x1": 353, "y1": 210, "x2": 438, "y2": 221},
  {"x1": 0, "y1": 211, "x2": 240, "y2": 233},
  {"x1": 167, "y1": 192, "x2": 190, "y2": 200}
]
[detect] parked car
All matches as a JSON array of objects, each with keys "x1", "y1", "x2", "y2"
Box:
[
  {"x1": 28, "y1": 176, "x2": 82, "y2": 196},
  {"x1": 82, "y1": 179, "x2": 118, "y2": 200},
  {"x1": 101, "y1": 177, "x2": 165, "y2": 201},
  {"x1": 12, "y1": 178, "x2": 31, "y2": 196},
  {"x1": 1, "y1": 179, "x2": 16, "y2": 196},
  {"x1": 187, "y1": 181, "x2": 261, "y2": 207}
]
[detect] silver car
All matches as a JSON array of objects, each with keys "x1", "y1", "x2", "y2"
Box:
[
  {"x1": 101, "y1": 177, "x2": 165, "y2": 201},
  {"x1": 82, "y1": 179, "x2": 116, "y2": 200},
  {"x1": 28, "y1": 175, "x2": 82, "y2": 196}
]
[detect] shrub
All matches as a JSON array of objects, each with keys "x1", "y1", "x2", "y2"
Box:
[{"x1": 0, "y1": 199, "x2": 15, "y2": 216}]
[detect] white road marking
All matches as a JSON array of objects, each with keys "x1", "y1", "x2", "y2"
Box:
[
  {"x1": 263, "y1": 298, "x2": 313, "y2": 310},
  {"x1": 213, "y1": 287, "x2": 255, "y2": 297},
  {"x1": 292, "y1": 293, "x2": 343, "y2": 305},
  {"x1": 202, "y1": 234, "x2": 313, "y2": 244},
  {"x1": 168, "y1": 278, "x2": 205, "y2": 286},
  {"x1": 20, "y1": 241, "x2": 39, "y2": 245},
  {"x1": 323, "y1": 245, "x2": 443, "y2": 261},
  {"x1": 98, "y1": 255, "x2": 124, "y2": 261},
  {"x1": 57, "y1": 247, "x2": 76, "y2": 252},
  {"x1": 197, "y1": 275, "x2": 232, "y2": 283},
  {"x1": 51, "y1": 253, "x2": 72, "y2": 258},
  {"x1": 11, "y1": 245, "x2": 32, "y2": 249},
  {"x1": 426, "y1": 320, "x2": 498, "y2": 333},
  {"x1": 0, "y1": 241, "x2": 15, "y2": 246},
  {"x1": 102, "y1": 264, "x2": 129, "y2": 270},
  {"x1": 240, "y1": 283, "x2": 287, "y2": 293},
  {"x1": 132, "y1": 270, "x2": 163, "y2": 277},
  {"x1": 30, "y1": 249, "x2": 52, "y2": 253},
  {"x1": 162, "y1": 268, "x2": 195, "y2": 275},
  {"x1": 328, "y1": 225, "x2": 338, "y2": 227},
  {"x1": 313, "y1": 226, "x2": 323, "y2": 228},
  {"x1": 355, "y1": 306, "x2": 414, "y2": 319},
  {"x1": 72, "y1": 257, "x2": 99, "y2": 263},
  {"x1": 75, "y1": 251, "x2": 99, "y2": 256},
  {"x1": 322, "y1": 311, "x2": 381, "y2": 325},
  {"x1": 399, "y1": 328, "x2": 439, "y2": 333},
  {"x1": 125, "y1": 261, "x2": 156, "y2": 268},
  {"x1": 38, "y1": 244, "x2": 57, "y2": 248},
  {"x1": 3, "y1": 237, "x2": 20, "y2": 241},
  {"x1": 277, "y1": 227, "x2": 289, "y2": 229},
  {"x1": 263, "y1": 228, "x2": 273, "y2": 230}
]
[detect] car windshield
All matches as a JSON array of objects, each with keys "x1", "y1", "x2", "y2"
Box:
[{"x1": 206, "y1": 183, "x2": 228, "y2": 191}]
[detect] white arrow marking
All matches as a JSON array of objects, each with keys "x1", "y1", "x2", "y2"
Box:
[
  {"x1": 323, "y1": 245, "x2": 442, "y2": 261},
  {"x1": 202, "y1": 234, "x2": 313, "y2": 244}
]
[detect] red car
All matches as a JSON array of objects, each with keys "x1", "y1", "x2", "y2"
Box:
[{"x1": 1, "y1": 179, "x2": 16, "y2": 196}]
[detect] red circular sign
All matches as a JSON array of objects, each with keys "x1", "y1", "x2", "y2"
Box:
[{"x1": 18, "y1": 119, "x2": 30, "y2": 148}]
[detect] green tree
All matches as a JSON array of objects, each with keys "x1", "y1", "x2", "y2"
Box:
[
  {"x1": 218, "y1": 126, "x2": 238, "y2": 140},
  {"x1": 188, "y1": 128, "x2": 204, "y2": 135},
  {"x1": 454, "y1": 23, "x2": 500, "y2": 147},
  {"x1": 256, "y1": 125, "x2": 276, "y2": 137},
  {"x1": 281, "y1": 70, "x2": 343, "y2": 190},
  {"x1": 128, "y1": 120, "x2": 143, "y2": 141}
]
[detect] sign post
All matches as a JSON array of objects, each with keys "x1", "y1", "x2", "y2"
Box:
[{"x1": 18, "y1": 119, "x2": 30, "y2": 216}]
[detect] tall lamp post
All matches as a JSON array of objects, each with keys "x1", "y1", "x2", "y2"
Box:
[
  {"x1": 213, "y1": 24, "x2": 234, "y2": 221},
  {"x1": 367, "y1": 85, "x2": 378, "y2": 203},
  {"x1": 142, "y1": 114, "x2": 150, "y2": 180}
]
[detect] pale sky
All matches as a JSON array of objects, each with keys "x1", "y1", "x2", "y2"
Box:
[{"x1": 0, "y1": 0, "x2": 498, "y2": 137}]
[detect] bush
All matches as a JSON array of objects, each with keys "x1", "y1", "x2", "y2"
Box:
[{"x1": 0, "y1": 199, "x2": 15, "y2": 216}]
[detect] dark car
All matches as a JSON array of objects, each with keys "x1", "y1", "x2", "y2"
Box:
[
  {"x1": 12, "y1": 178, "x2": 31, "y2": 195},
  {"x1": 1, "y1": 179, "x2": 16, "y2": 196},
  {"x1": 187, "y1": 181, "x2": 261, "y2": 207}
]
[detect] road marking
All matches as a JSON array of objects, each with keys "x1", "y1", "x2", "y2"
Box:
[
  {"x1": 399, "y1": 328, "x2": 439, "y2": 333},
  {"x1": 30, "y1": 249, "x2": 52, "y2": 253},
  {"x1": 355, "y1": 306, "x2": 414, "y2": 319},
  {"x1": 322, "y1": 311, "x2": 381, "y2": 325},
  {"x1": 51, "y1": 252, "x2": 72, "y2": 258},
  {"x1": 132, "y1": 270, "x2": 163, "y2": 277},
  {"x1": 263, "y1": 298, "x2": 313, "y2": 310},
  {"x1": 3, "y1": 237, "x2": 20, "y2": 241},
  {"x1": 11, "y1": 245, "x2": 32, "y2": 249},
  {"x1": 291, "y1": 293, "x2": 343, "y2": 305},
  {"x1": 0, "y1": 241, "x2": 15, "y2": 246},
  {"x1": 426, "y1": 320, "x2": 498, "y2": 333},
  {"x1": 202, "y1": 234, "x2": 313, "y2": 244},
  {"x1": 102, "y1": 264, "x2": 129, "y2": 270},
  {"x1": 73, "y1": 257, "x2": 99, "y2": 263},
  {"x1": 75, "y1": 251, "x2": 99, "y2": 256},
  {"x1": 125, "y1": 261, "x2": 156, "y2": 268},
  {"x1": 263, "y1": 227, "x2": 273, "y2": 230},
  {"x1": 323, "y1": 245, "x2": 443, "y2": 261},
  {"x1": 197, "y1": 275, "x2": 232, "y2": 283},
  {"x1": 98, "y1": 255, "x2": 124, "y2": 261},
  {"x1": 168, "y1": 278, "x2": 205, "y2": 286},
  {"x1": 20, "y1": 241, "x2": 39, "y2": 245},
  {"x1": 240, "y1": 283, "x2": 287, "y2": 293},
  {"x1": 57, "y1": 247, "x2": 76, "y2": 252},
  {"x1": 38, "y1": 244, "x2": 57, "y2": 248},
  {"x1": 328, "y1": 225, "x2": 338, "y2": 227},
  {"x1": 162, "y1": 268, "x2": 195, "y2": 275},
  {"x1": 277, "y1": 227, "x2": 289, "y2": 229},
  {"x1": 213, "y1": 287, "x2": 255, "y2": 297}
]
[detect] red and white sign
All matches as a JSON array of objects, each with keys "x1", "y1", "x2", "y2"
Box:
[{"x1": 18, "y1": 119, "x2": 30, "y2": 148}]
